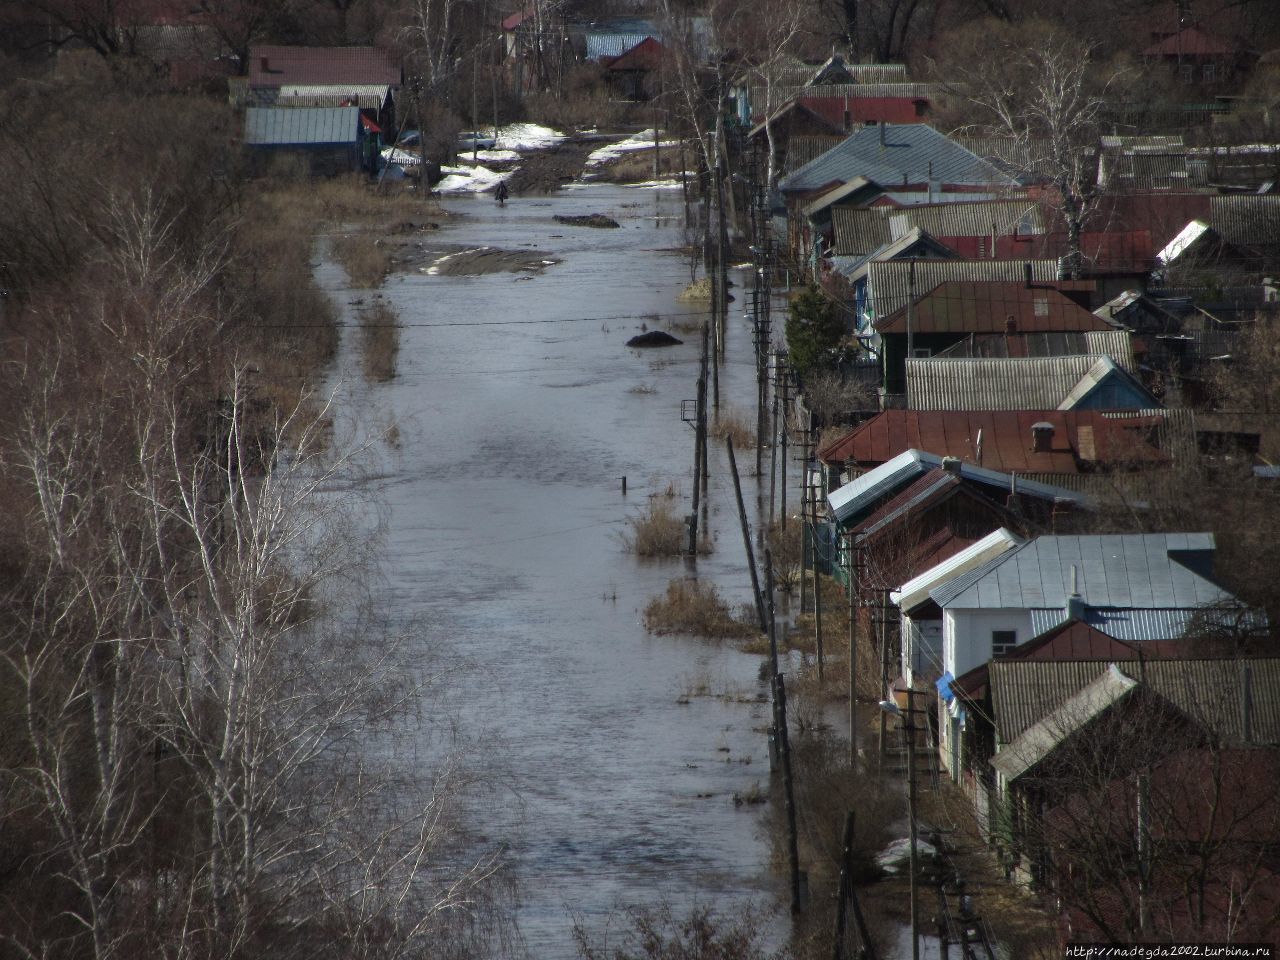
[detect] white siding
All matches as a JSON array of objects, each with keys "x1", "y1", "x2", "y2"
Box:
[{"x1": 944, "y1": 608, "x2": 1035, "y2": 678}]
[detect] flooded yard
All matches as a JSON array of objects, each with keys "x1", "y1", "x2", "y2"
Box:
[{"x1": 317, "y1": 184, "x2": 785, "y2": 957}]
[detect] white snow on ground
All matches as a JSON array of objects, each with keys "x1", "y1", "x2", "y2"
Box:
[
  {"x1": 457, "y1": 148, "x2": 522, "y2": 164},
  {"x1": 876, "y1": 836, "x2": 938, "y2": 873},
  {"x1": 435, "y1": 164, "x2": 512, "y2": 194},
  {"x1": 586, "y1": 129, "x2": 681, "y2": 166},
  {"x1": 622, "y1": 178, "x2": 686, "y2": 189},
  {"x1": 495, "y1": 122, "x2": 566, "y2": 150},
  {"x1": 424, "y1": 247, "x2": 491, "y2": 275}
]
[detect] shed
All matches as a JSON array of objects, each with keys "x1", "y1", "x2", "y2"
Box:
[{"x1": 243, "y1": 106, "x2": 368, "y2": 175}]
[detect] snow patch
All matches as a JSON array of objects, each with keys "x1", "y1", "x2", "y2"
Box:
[
  {"x1": 436, "y1": 164, "x2": 514, "y2": 194},
  {"x1": 586, "y1": 129, "x2": 681, "y2": 166},
  {"x1": 381, "y1": 146, "x2": 421, "y2": 165},
  {"x1": 496, "y1": 123, "x2": 566, "y2": 151},
  {"x1": 457, "y1": 148, "x2": 522, "y2": 164}
]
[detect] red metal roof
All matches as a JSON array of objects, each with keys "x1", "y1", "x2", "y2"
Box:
[
  {"x1": 817, "y1": 410, "x2": 1169, "y2": 474},
  {"x1": 799, "y1": 94, "x2": 927, "y2": 127},
  {"x1": 606, "y1": 36, "x2": 667, "y2": 72},
  {"x1": 248, "y1": 45, "x2": 401, "y2": 88},
  {"x1": 502, "y1": 7, "x2": 534, "y2": 30},
  {"x1": 875, "y1": 282, "x2": 1110, "y2": 335},
  {"x1": 1143, "y1": 24, "x2": 1232, "y2": 58}
]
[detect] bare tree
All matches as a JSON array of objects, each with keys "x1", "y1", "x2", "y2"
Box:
[{"x1": 932, "y1": 19, "x2": 1119, "y2": 278}]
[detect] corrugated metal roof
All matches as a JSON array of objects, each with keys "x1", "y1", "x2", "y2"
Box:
[
  {"x1": 817, "y1": 409, "x2": 1170, "y2": 474},
  {"x1": 275, "y1": 84, "x2": 391, "y2": 108},
  {"x1": 865, "y1": 260, "x2": 1060, "y2": 322},
  {"x1": 243, "y1": 106, "x2": 360, "y2": 145},
  {"x1": 989, "y1": 657, "x2": 1280, "y2": 748},
  {"x1": 249, "y1": 45, "x2": 401, "y2": 87},
  {"x1": 875, "y1": 281, "x2": 1106, "y2": 335},
  {"x1": 785, "y1": 135, "x2": 846, "y2": 172},
  {"x1": 778, "y1": 124, "x2": 1016, "y2": 194},
  {"x1": 932, "y1": 533, "x2": 1224, "y2": 610},
  {"x1": 585, "y1": 32, "x2": 654, "y2": 59},
  {"x1": 933, "y1": 330, "x2": 1135, "y2": 370},
  {"x1": 824, "y1": 448, "x2": 1091, "y2": 526},
  {"x1": 1208, "y1": 195, "x2": 1280, "y2": 245},
  {"x1": 992, "y1": 663, "x2": 1140, "y2": 780},
  {"x1": 1029, "y1": 606, "x2": 1268, "y2": 641},
  {"x1": 887, "y1": 200, "x2": 1044, "y2": 240},
  {"x1": 904, "y1": 355, "x2": 1151, "y2": 411}
]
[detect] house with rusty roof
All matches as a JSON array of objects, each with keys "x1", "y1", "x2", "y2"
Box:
[
  {"x1": 870, "y1": 280, "x2": 1106, "y2": 392},
  {"x1": 243, "y1": 45, "x2": 402, "y2": 132},
  {"x1": 816, "y1": 409, "x2": 1173, "y2": 495}
]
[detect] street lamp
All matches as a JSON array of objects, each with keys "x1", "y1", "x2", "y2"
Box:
[{"x1": 880, "y1": 696, "x2": 919, "y2": 960}]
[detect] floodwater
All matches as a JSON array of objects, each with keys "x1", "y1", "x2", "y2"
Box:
[{"x1": 319, "y1": 183, "x2": 786, "y2": 957}]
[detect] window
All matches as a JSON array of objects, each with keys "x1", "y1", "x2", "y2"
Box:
[
  {"x1": 992, "y1": 630, "x2": 1017, "y2": 657},
  {"x1": 1180, "y1": 63, "x2": 1195, "y2": 85},
  {"x1": 1203, "y1": 62, "x2": 1217, "y2": 83},
  {"x1": 912, "y1": 348, "x2": 932, "y2": 358}
]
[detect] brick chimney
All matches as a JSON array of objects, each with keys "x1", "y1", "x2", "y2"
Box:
[{"x1": 1031, "y1": 421, "x2": 1055, "y2": 453}]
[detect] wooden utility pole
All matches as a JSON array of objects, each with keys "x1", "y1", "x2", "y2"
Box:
[
  {"x1": 813, "y1": 526, "x2": 824, "y2": 680},
  {"x1": 689, "y1": 324, "x2": 708, "y2": 555},
  {"x1": 780, "y1": 366, "x2": 789, "y2": 532},
  {"x1": 833, "y1": 811, "x2": 877, "y2": 960},
  {"x1": 848, "y1": 532, "x2": 858, "y2": 764},
  {"x1": 769, "y1": 385, "x2": 778, "y2": 528},
  {"x1": 775, "y1": 673, "x2": 803, "y2": 914},
  {"x1": 728, "y1": 438, "x2": 767, "y2": 635}
]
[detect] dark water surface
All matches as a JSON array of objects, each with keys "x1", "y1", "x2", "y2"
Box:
[{"x1": 320, "y1": 184, "x2": 783, "y2": 957}]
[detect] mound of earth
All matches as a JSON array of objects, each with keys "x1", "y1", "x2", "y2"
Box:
[
  {"x1": 424, "y1": 246, "x2": 558, "y2": 276},
  {"x1": 554, "y1": 213, "x2": 620, "y2": 228},
  {"x1": 627, "y1": 331, "x2": 683, "y2": 348}
]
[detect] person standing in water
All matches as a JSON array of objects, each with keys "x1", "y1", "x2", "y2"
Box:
[{"x1": 495, "y1": 181, "x2": 509, "y2": 205}]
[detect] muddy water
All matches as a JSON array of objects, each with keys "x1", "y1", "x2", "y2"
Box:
[{"x1": 322, "y1": 184, "x2": 784, "y2": 957}]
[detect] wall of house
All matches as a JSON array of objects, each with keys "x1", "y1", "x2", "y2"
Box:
[
  {"x1": 902, "y1": 613, "x2": 943, "y2": 684},
  {"x1": 943, "y1": 607, "x2": 1034, "y2": 678}
]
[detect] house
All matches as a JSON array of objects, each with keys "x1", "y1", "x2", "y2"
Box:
[
  {"x1": 243, "y1": 106, "x2": 374, "y2": 176},
  {"x1": 903, "y1": 355, "x2": 1159, "y2": 412},
  {"x1": 931, "y1": 330, "x2": 1135, "y2": 369},
  {"x1": 246, "y1": 45, "x2": 402, "y2": 131},
  {"x1": 777, "y1": 123, "x2": 1018, "y2": 208},
  {"x1": 928, "y1": 533, "x2": 1240, "y2": 684},
  {"x1": 604, "y1": 37, "x2": 667, "y2": 100},
  {"x1": 973, "y1": 656, "x2": 1280, "y2": 942},
  {"x1": 1142, "y1": 22, "x2": 1238, "y2": 90},
  {"x1": 817, "y1": 409, "x2": 1173, "y2": 492},
  {"x1": 872, "y1": 280, "x2": 1106, "y2": 392}
]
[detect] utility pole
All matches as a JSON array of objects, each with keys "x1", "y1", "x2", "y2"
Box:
[
  {"x1": 728, "y1": 437, "x2": 767, "y2": 635},
  {"x1": 848, "y1": 531, "x2": 858, "y2": 764},
  {"x1": 780, "y1": 364, "x2": 789, "y2": 532},
  {"x1": 775, "y1": 672, "x2": 803, "y2": 914}
]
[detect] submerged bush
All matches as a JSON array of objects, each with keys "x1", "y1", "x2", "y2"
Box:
[{"x1": 644, "y1": 580, "x2": 757, "y2": 639}]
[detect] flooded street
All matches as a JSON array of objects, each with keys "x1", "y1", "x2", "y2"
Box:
[{"x1": 319, "y1": 183, "x2": 785, "y2": 957}]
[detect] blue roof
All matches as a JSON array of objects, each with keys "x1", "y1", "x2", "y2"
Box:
[
  {"x1": 931, "y1": 533, "x2": 1229, "y2": 610},
  {"x1": 244, "y1": 106, "x2": 360, "y2": 145},
  {"x1": 585, "y1": 33, "x2": 653, "y2": 59},
  {"x1": 1029, "y1": 605, "x2": 1267, "y2": 641},
  {"x1": 778, "y1": 124, "x2": 1017, "y2": 194}
]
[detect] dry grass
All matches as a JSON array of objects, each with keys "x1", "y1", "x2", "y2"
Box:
[
  {"x1": 712, "y1": 408, "x2": 756, "y2": 450},
  {"x1": 600, "y1": 147, "x2": 688, "y2": 183},
  {"x1": 623, "y1": 498, "x2": 688, "y2": 557},
  {"x1": 643, "y1": 579, "x2": 757, "y2": 639},
  {"x1": 358, "y1": 301, "x2": 400, "y2": 382},
  {"x1": 333, "y1": 234, "x2": 391, "y2": 288}
]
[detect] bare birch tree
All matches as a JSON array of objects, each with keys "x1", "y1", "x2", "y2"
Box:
[{"x1": 932, "y1": 20, "x2": 1117, "y2": 278}]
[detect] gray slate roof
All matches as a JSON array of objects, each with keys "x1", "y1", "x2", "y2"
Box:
[
  {"x1": 988, "y1": 657, "x2": 1280, "y2": 748},
  {"x1": 778, "y1": 123, "x2": 1017, "y2": 193},
  {"x1": 1208, "y1": 195, "x2": 1280, "y2": 245},
  {"x1": 933, "y1": 330, "x2": 1136, "y2": 370},
  {"x1": 244, "y1": 106, "x2": 360, "y2": 145},
  {"x1": 888, "y1": 200, "x2": 1044, "y2": 240},
  {"x1": 931, "y1": 533, "x2": 1227, "y2": 610},
  {"x1": 904, "y1": 355, "x2": 1155, "y2": 411}
]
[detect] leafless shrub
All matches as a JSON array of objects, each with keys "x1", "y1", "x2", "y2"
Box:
[
  {"x1": 358, "y1": 301, "x2": 400, "y2": 382},
  {"x1": 712, "y1": 408, "x2": 756, "y2": 449},
  {"x1": 574, "y1": 902, "x2": 777, "y2": 960},
  {"x1": 644, "y1": 579, "x2": 757, "y2": 639},
  {"x1": 623, "y1": 498, "x2": 689, "y2": 557}
]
